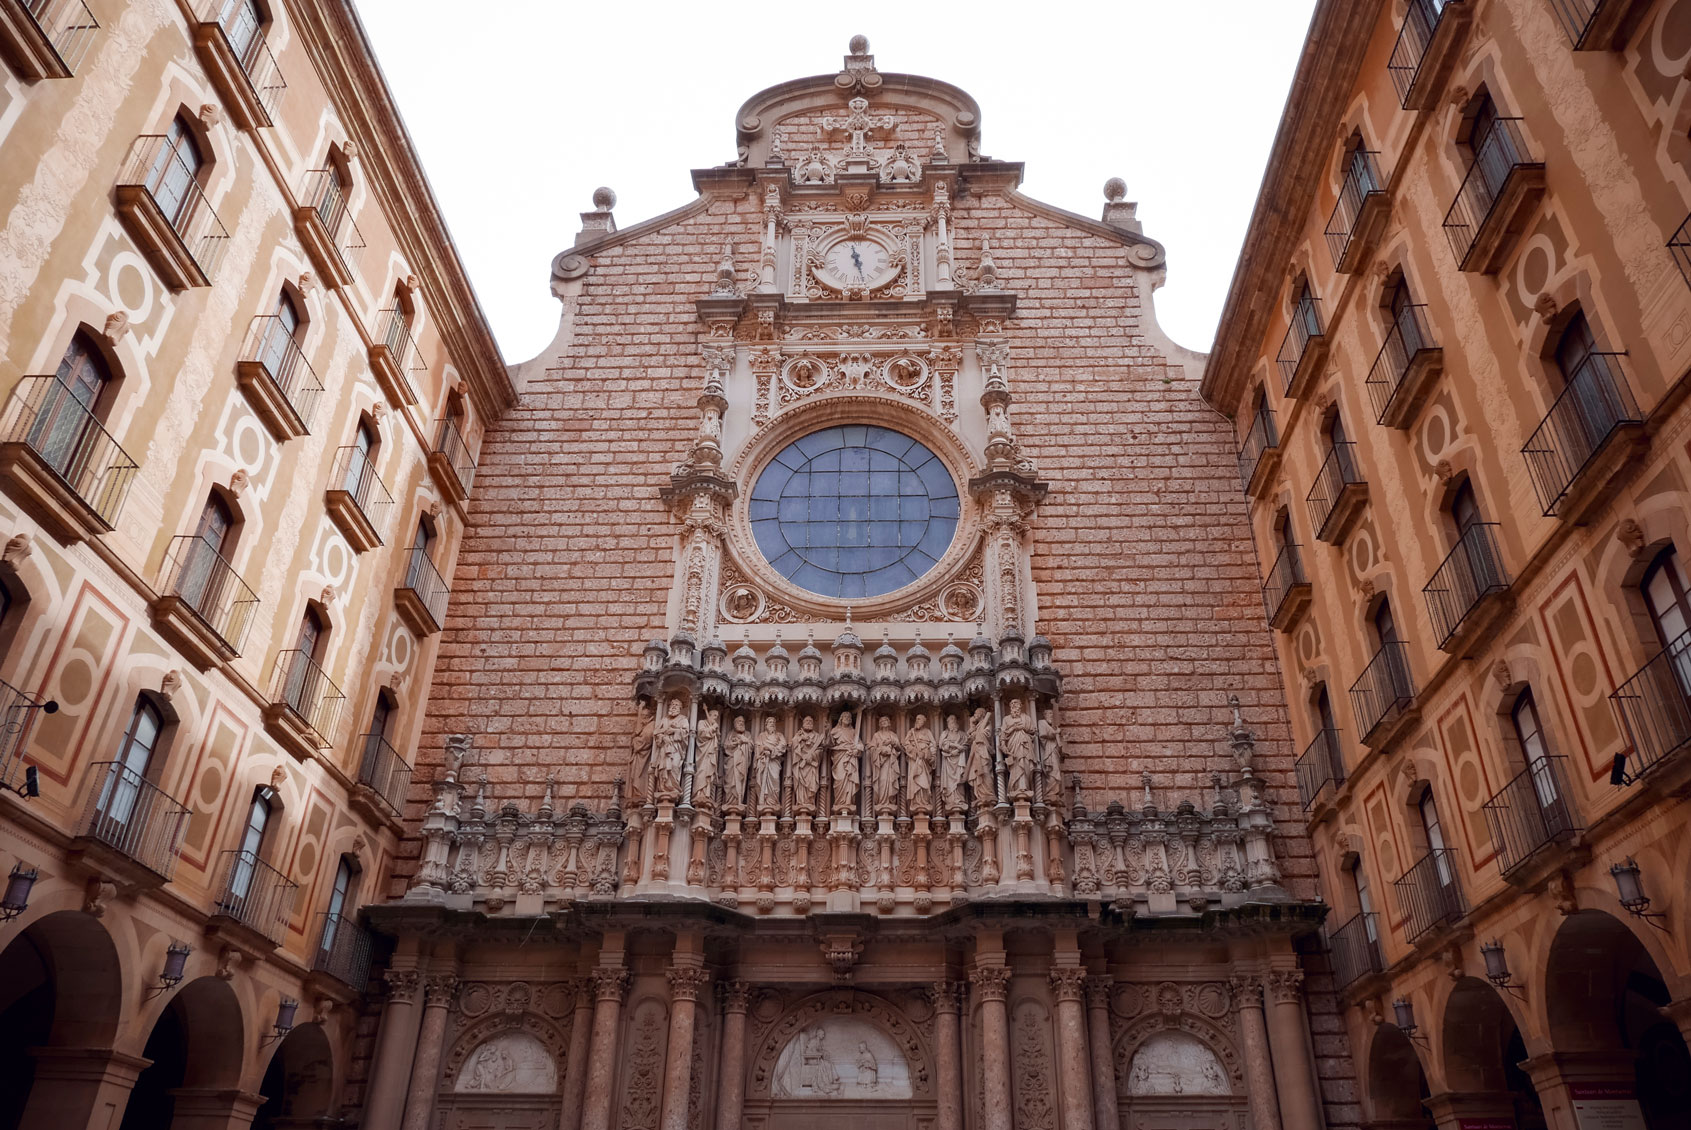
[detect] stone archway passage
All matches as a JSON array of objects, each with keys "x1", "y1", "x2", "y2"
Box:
[
  {"x1": 252, "y1": 1021, "x2": 336, "y2": 1130},
  {"x1": 119, "y1": 976, "x2": 246, "y2": 1130},
  {"x1": 1438, "y1": 975, "x2": 1546, "y2": 1128},
  {"x1": 1366, "y1": 1022, "x2": 1433, "y2": 1128}
]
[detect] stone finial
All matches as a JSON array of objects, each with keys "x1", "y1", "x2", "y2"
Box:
[
  {"x1": 849, "y1": 34, "x2": 869, "y2": 54},
  {"x1": 976, "y1": 239, "x2": 999, "y2": 291},
  {"x1": 578, "y1": 187, "x2": 618, "y2": 245},
  {"x1": 1104, "y1": 177, "x2": 1126, "y2": 202},
  {"x1": 711, "y1": 242, "x2": 738, "y2": 296},
  {"x1": 1101, "y1": 178, "x2": 1142, "y2": 233},
  {"x1": 591, "y1": 186, "x2": 616, "y2": 211}
]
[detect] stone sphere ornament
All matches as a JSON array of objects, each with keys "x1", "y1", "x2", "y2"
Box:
[
  {"x1": 591, "y1": 186, "x2": 616, "y2": 211},
  {"x1": 1104, "y1": 177, "x2": 1127, "y2": 202},
  {"x1": 850, "y1": 34, "x2": 870, "y2": 54}
]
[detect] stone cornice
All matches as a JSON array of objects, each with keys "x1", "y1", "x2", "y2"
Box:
[
  {"x1": 289, "y1": 0, "x2": 515, "y2": 420},
  {"x1": 1198, "y1": 0, "x2": 1387, "y2": 413}
]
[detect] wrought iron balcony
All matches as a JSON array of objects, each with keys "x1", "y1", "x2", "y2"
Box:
[
  {"x1": 153, "y1": 534, "x2": 260, "y2": 668},
  {"x1": 1236, "y1": 406, "x2": 1279, "y2": 499},
  {"x1": 267, "y1": 649, "x2": 343, "y2": 751},
  {"x1": 313, "y1": 911, "x2": 373, "y2": 991},
  {"x1": 1294, "y1": 728, "x2": 1345, "y2": 810},
  {"x1": 1277, "y1": 299, "x2": 1328, "y2": 400},
  {"x1": 236, "y1": 315, "x2": 323, "y2": 440},
  {"x1": 0, "y1": 676, "x2": 51, "y2": 794},
  {"x1": 114, "y1": 134, "x2": 230, "y2": 290},
  {"x1": 1521, "y1": 352, "x2": 1643, "y2": 519},
  {"x1": 1481, "y1": 756, "x2": 1581, "y2": 877},
  {"x1": 370, "y1": 308, "x2": 425, "y2": 408},
  {"x1": 211, "y1": 848, "x2": 296, "y2": 947},
  {"x1": 1262, "y1": 542, "x2": 1311, "y2": 632},
  {"x1": 1306, "y1": 441, "x2": 1367, "y2": 544},
  {"x1": 1443, "y1": 118, "x2": 1546, "y2": 273},
  {"x1": 1350, "y1": 641, "x2": 1416, "y2": 747},
  {"x1": 430, "y1": 417, "x2": 477, "y2": 505},
  {"x1": 355, "y1": 731, "x2": 412, "y2": 821},
  {"x1": 1393, "y1": 847, "x2": 1466, "y2": 945},
  {"x1": 295, "y1": 168, "x2": 365, "y2": 287},
  {"x1": 1424, "y1": 522, "x2": 1510, "y2": 653},
  {"x1": 0, "y1": 375, "x2": 139, "y2": 542},
  {"x1": 1325, "y1": 150, "x2": 1388, "y2": 273},
  {"x1": 324, "y1": 445, "x2": 392, "y2": 553},
  {"x1": 1388, "y1": 0, "x2": 1470, "y2": 110},
  {"x1": 396, "y1": 546, "x2": 449, "y2": 636},
  {"x1": 1548, "y1": 0, "x2": 1651, "y2": 50},
  {"x1": 193, "y1": 0, "x2": 286, "y2": 129},
  {"x1": 73, "y1": 762, "x2": 190, "y2": 883},
  {"x1": 1327, "y1": 912, "x2": 1384, "y2": 991},
  {"x1": 1610, "y1": 629, "x2": 1691, "y2": 779},
  {"x1": 1365, "y1": 305, "x2": 1443, "y2": 428},
  {"x1": 0, "y1": 0, "x2": 98, "y2": 78}
]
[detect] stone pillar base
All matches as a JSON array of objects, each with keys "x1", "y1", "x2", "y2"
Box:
[{"x1": 19, "y1": 1046, "x2": 151, "y2": 1130}]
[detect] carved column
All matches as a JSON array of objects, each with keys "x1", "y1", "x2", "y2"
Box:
[
  {"x1": 363, "y1": 970, "x2": 424, "y2": 1130},
  {"x1": 715, "y1": 981, "x2": 751, "y2": 1130},
  {"x1": 580, "y1": 967, "x2": 630, "y2": 1130},
  {"x1": 1083, "y1": 976, "x2": 1120, "y2": 1130},
  {"x1": 1049, "y1": 967, "x2": 1095, "y2": 1130},
  {"x1": 1265, "y1": 970, "x2": 1323, "y2": 1129},
  {"x1": 660, "y1": 964, "x2": 710, "y2": 1130},
  {"x1": 560, "y1": 979, "x2": 596, "y2": 1130},
  {"x1": 399, "y1": 973, "x2": 459, "y2": 1130},
  {"x1": 933, "y1": 981, "x2": 966, "y2": 1130},
  {"x1": 970, "y1": 964, "x2": 1014, "y2": 1130},
  {"x1": 1230, "y1": 975, "x2": 1282, "y2": 1130}
]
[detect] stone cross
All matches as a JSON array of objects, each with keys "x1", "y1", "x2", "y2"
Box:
[{"x1": 823, "y1": 97, "x2": 895, "y2": 159}]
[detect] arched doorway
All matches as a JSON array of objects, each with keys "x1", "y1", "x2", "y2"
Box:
[
  {"x1": 1366, "y1": 1022, "x2": 1433, "y2": 1129},
  {"x1": 0, "y1": 910, "x2": 125, "y2": 1130},
  {"x1": 1439, "y1": 976, "x2": 1546, "y2": 1128},
  {"x1": 252, "y1": 1022, "x2": 334, "y2": 1130},
  {"x1": 1545, "y1": 910, "x2": 1691, "y2": 1129},
  {"x1": 119, "y1": 977, "x2": 244, "y2": 1130}
]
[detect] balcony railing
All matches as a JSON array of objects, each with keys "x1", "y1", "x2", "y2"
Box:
[
  {"x1": 1325, "y1": 150, "x2": 1386, "y2": 269},
  {"x1": 1306, "y1": 442, "x2": 1365, "y2": 542},
  {"x1": 1262, "y1": 542, "x2": 1309, "y2": 629},
  {"x1": 1388, "y1": 0, "x2": 1454, "y2": 107},
  {"x1": 195, "y1": 0, "x2": 286, "y2": 123},
  {"x1": 240, "y1": 315, "x2": 324, "y2": 432},
  {"x1": 269, "y1": 649, "x2": 343, "y2": 749},
  {"x1": 1482, "y1": 756, "x2": 1581, "y2": 876},
  {"x1": 356, "y1": 731, "x2": 411, "y2": 820},
  {"x1": 1671, "y1": 215, "x2": 1691, "y2": 292},
  {"x1": 1424, "y1": 523, "x2": 1509, "y2": 651},
  {"x1": 1365, "y1": 305, "x2": 1440, "y2": 425},
  {"x1": 1294, "y1": 728, "x2": 1346, "y2": 810},
  {"x1": 75, "y1": 762, "x2": 190, "y2": 880},
  {"x1": 1548, "y1": 0, "x2": 1640, "y2": 49},
  {"x1": 300, "y1": 167, "x2": 366, "y2": 275},
  {"x1": 159, "y1": 534, "x2": 259, "y2": 655},
  {"x1": 116, "y1": 134, "x2": 230, "y2": 284},
  {"x1": 401, "y1": 546, "x2": 450, "y2": 631},
  {"x1": 0, "y1": 375, "x2": 139, "y2": 530},
  {"x1": 1394, "y1": 847, "x2": 1466, "y2": 945},
  {"x1": 377, "y1": 308, "x2": 426, "y2": 377},
  {"x1": 1237, "y1": 407, "x2": 1278, "y2": 495},
  {"x1": 1443, "y1": 118, "x2": 1541, "y2": 270},
  {"x1": 1521, "y1": 353, "x2": 1641, "y2": 517},
  {"x1": 434, "y1": 417, "x2": 477, "y2": 497},
  {"x1": 212, "y1": 848, "x2": 296, "y2": 946},
  {"x1": 327, "y1": 445, "x2": 393, "y2": 538},
  {"x1": 1277, "y1": 300, "x2": 1326, "y2": 396},
  {"x1": 313, "y1": 910, "x2": 373, "y2": 990},
  {"x1": 0, "y1": 676, "x2": 49, "y2": 793},
  {"x1": 1327, "y1": 912, "x2": 1384, "y2": 991},
  {"x1": 1610, "y1": 628, "x2": 1691, "y2": 779},
  {"x1": 7, "y1": 0, "x2": 100, "y2": 75},
  {"x1": 1350, "y1": 641, "x2": 1416, "y2": 745}
]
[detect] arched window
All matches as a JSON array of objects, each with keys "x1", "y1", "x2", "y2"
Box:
[
  {"x1": 1292, "y1": 282, "x2": 1321, "y2": 341},
  {"x1": 257, "y1": 289, "x2": 303, "y2": 382},
  {"x1": 1450, "y1": 480, "x2": 1481, "y2": 536},
  {"x1": 369, "y1": 689, "x2": 395, "y2": 741},
  {"x1": 176, "y1": 494, "x2": 236, "y2": 616},
  {"x1": 1384, "y1": 274, "x2": 1428, "y2": 355},
  {"x1": 412, "y1": 517, "x2": 435, "y2": 561},
  {"x1": 144, "y1": 115, "x2": 204, "y2": 230},
  {"x1": 317, "y1": 855, "x2": 359, "y2": 956},
  {"x1": 294, "y1": 606, "x2": 326, "y2": 661},
  {"x1": 341, "y1": 418, "x2": 378, "y2": 496},
  {"x1": 93, "y1": 697, "x2": 166, "y2": 835},
  {"x1": 32, "y1": 332, "x2": 117, "y2": 480},
  {"x1": 1642, "y1": 548, "x2": 1691, "y2": 651},
  {"x1": 216, "y1": 0, "x2": 267, "y2": 64},
  {"x1": 223, "y1": 785, "x2": 276, "y2": 906},
  {"x1": 1418, "y1": 786, "x2": 1454, "y2": 887},
  {"x1": 1345, "y1": 857, "x2": 1377, "y2": 933},
  {"x1": 1314, "y1": 685, "x2": 1339, "y2": 737},
  {"x1": 1373, "y1": 598, "x2": 1399, "y2": 648}
]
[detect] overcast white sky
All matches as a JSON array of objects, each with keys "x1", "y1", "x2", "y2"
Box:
[{"x1": 356, "y1": 1, "x2": 1316, "y2": 366}]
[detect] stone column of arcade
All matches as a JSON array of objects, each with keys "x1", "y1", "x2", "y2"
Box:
[
  {"x1": 1229, "y1": 974, "x2": 1282, "y2": 1130},
  {"x1": 1049, "y1": 964, "x2": 1096, "y2": 1130},
  {"x1": 932, "y1": 980, "x2": 965, "y2": 1130},
  {"x1": 400, "y1": 971, "x2": 461, "y2": 1130},
  {"x1": 580, "y1": 966, "x2": 631, "y2": 1130},
  {"x1": 18, "y1": 1048, "x2": 150, "y2": 1130},
  {"x1": 714, "y1": 981, "x2": 751, "y2": 1130},
  {"x1": 970, "y1": 962, "x2": 1014, "y2": 1130},
  {"x1": 1264, "y1": 969, "x2": 1324, "y2": 1129},
  {"x1": 363, "y1": 968, "x2": 425, "y2": 1130},
  {"x1": 1084, "y1": 975, "x2": 1121, "y2": 1130},
  {"x1": 560, "y1": 978, "x2": 596, "y2": 1130},
  {"x1": 166, "y1": 1088, "x2": 266, "y2": 1130},
  {"x1": 659, "y1": 946, "x2": 709, "y2": 1130}
]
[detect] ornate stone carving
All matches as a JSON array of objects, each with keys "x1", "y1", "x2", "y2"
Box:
[
  {"x1": 590, "y1": 967, "x2": 629, "y2": 1003},
  {"x1": 668, "y1": 964, "x2": 710, "y2": 1002},
  {"x1": 621, "y1": 999, "x2": 667, "y2": 1130},
  {"x1": 1012, "y1": 1001, "x2": 1056, "y2": 1130},
  {"x1": 1266, "y1": 970, "x2": 1303, "y2": 1005},
  {"x1": 969, "y1": 965, "x2": 1010, "y2": 1002},
  {"x1": 1049, "y1": 967, "x2": 1087, "y2": 1003},
  {"x1": 747, "y1": 990, "x2": 933, "y2": 1100},
  {"x1": 387, "y1": 969, "x2": 422, "y2": 1005},
  {"x1": 455, "y1": 1030, "x2": 559, "y2": 1093}
]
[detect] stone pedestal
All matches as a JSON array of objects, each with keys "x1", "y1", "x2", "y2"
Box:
[
  {"x1": 400, "y1": 974, "x2": 458, "y2": 1130},
  {"x1": 362, "y1": 970, "x2": 424, "y2": 1130},
  {"x1": 1230, "y1": 975, "x2": 1282, "y2": 1130},
  {"x1": 581, "y1": 967, "x2": 630, "y2": 1130},
  {"x1": 18, "y1": 1047, "x2": 150, "y2": 1130},
  {"x1": 971, "y1": 964, "x2": 1013, "y2": 1130},
  {"x1": 1520, "y1": 1050, "x2": 1640, "y2": 1130},
  {"x1": 164, "y1": 1087, "x2": 266, "y2": 1130}
]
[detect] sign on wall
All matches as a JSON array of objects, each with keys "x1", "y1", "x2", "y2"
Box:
[{"x1": 1570, "y1": 1084, "x2": 1647, "y2": 1130}]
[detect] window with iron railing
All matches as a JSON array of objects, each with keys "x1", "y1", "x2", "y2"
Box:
[
  {"x1": 0, "y1": 374, "x2": 139, "y2": 529},
  {"x1": 1388, "y1": 0, "x2": 1453, "y2": 107},
  {"x1": 1325, "y1": 148, "x2": 1385, "y2": 267},
  {"x1": 1365, "y1": 304, "x2": 1440, "y2": 424},
  {"x1": 1520, "y1": 351, "x2": 1640, "y2": 517},
  {"x1": 1277, "y1": 289, "x2": 1325, "y2": 395},
  {"x1": 1443, "y1": 116, "x2": 1540, "y2": 269},
  {"x1": 14, "y1": 0, "x2": 100, "y2": 74},
  {"x1": 1482, "y1": 754, "x2": 1580, "y2": 875},
  {"x1": 1350, "y1": 641, "x2": 1416, "y2": 743},
  {"x1": 1423, "y1": 522, "x2": 1509, "y2": 650},
  {"x1": 1294, "y1": 727, "x2": 1345, "y2": 810},
  {"x1": 76, "y1": 761, "x2": 190, "y2": 880},
  {"x1": 1393, "y1": 846, "x2": 1466, "y2": 944},
  {"x1": 159, "y1": 534, "x2": 259, "y2": 654},
  {"x1": 1306, "y1": 441, "x2": 1364, "y2": 541}
]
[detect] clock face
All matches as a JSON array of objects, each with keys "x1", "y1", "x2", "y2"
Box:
[{"x1": 818, "y1": 237, "x2": 895, "y2": 290}]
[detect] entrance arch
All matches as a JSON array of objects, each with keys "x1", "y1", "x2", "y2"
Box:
[
  {"x1": 118, "y1": 976, "x2": 245, "y2": 1130},
  {"x1": 252, "y1": 1022, "x2": 335, "y2": 1130},
  {"x1": 1439, "y1": 976, "x2": 1545, "y2": 1128},
  {"x1": 0, "y1": 910, "x2": 126, "y2": 1130},
  {"x1": 1366, "y1": 1022, "x2": 1433, "y2": 1128}
]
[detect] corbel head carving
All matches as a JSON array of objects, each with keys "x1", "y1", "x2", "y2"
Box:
[
  {"x1": 270, "y1": 765, "x2": 287, "y2": 790},
  {"x1": 1615, "y1": 518, "x2": 1646, "y2": 558},
  {"x1": 160, "y1": 669, "x2": 184, "y2": 700},
  {"x1": 1491, "y1": 659, "x2": 1512, "y2": 691},
  {"x1": 3, "y1": 532, "x2": 32, "y2": 566},
  {"x1": 103, "y1": 311, "x2": 129, "y2": 342},
  {"x1": 199, "y1": 103, "x2": 221, "y2": 128},
  {"x1": 228, "y1": 470, "x2": 248, "y2": 497},
  {"x1": 1533, "y1": 293, "x2": 1558, "y2": 321}
]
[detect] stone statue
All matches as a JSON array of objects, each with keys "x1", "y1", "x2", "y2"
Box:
[
  {"x1": 905, "y1": 713, "x2": 936, "y2": 814},
  {"x1": 855, "y1": 1041, "x2": 879, "y2": 1089},
  {"x1": 627, "y1": 703, "x2": 655, "y2": 805},
  {"x1": 967, "y1": 707, "x2": 995, "y2": 805},
  {"x1": 692, "y1": 708, "x2": 721, "y2": 808},
  {"x1": 938, "y1": 714, "x2": 968, "y2": 813},
  {"x1": 753, "y1": 716, "x2": 787, "y2": 814},
  {"x1": 652, "y1": 697, "x2": 690, "y2": 802},
  {"x1": 1002, "y1": 698, "x2": 1036, "y2": 799},
  {"x1": 867, "y1": 716, "x2": 904, "y2": 812},
  {"x1": 790, "y1": 713, "x2": 823, "y2": 814},
  {"x1": 1038, "y1": 708, "x2": 1062, "y2": 808},
  {"x1": 444, "y1": 733, "x2": 472, "y2": 783},
  {"x1": 723, "y1": 714, "x2": 754, "y2": 810},
  {"x1": 830, "y1": 710, "x2": 862, "y2": 814}
]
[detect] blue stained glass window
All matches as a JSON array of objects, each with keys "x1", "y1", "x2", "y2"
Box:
[{"x1": 751, "y1": 426, "x2": 959, "y2": 599}]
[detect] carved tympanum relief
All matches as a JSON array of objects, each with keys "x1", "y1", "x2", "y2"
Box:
[
  {"x1": 772, "y1": 1017, "x2": 913, "y2": 1099},
  {"x1": 1124, "y1": 1031, "x2": 1230, "y2": 1096},
  {"x1": 455, "y1": 1031, "x2": 559, "y2": 1094}
]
